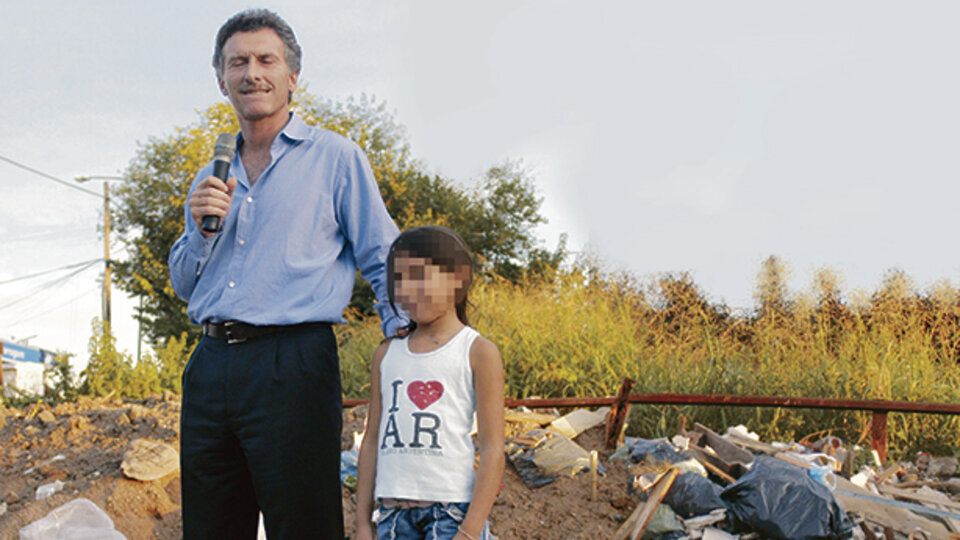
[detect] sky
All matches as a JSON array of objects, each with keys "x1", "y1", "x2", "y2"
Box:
[{"x1": 2, "y1": 1, "x2": 960, "y2": 364}]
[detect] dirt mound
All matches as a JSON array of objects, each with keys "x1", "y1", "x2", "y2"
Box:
[{"x1": 0, "y1": 398, "x2": 631, "y2": 539}]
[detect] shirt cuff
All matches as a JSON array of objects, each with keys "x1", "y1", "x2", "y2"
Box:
[{"x1": 188, "y1": 227, "x2": 218, "y2": 259}]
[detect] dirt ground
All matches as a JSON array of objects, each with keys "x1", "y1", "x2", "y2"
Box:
[{"x1": 0, "y1": 396, "x2": 633, "y2": 539}]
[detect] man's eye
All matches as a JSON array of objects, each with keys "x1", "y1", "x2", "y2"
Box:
[{"x1": 410, "y1": 268, "x2": 424, "y2": 280}]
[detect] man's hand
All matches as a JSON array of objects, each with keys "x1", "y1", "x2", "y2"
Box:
[{"x1": 189, "y1": 176, "x2": 237, "y2": 237}]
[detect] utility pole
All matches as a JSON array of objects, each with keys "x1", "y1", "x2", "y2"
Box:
[{"x1": 75, "y1": 175, "x2": 123, "y2": 326}]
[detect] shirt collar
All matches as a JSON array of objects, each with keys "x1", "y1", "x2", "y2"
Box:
[{"x1": 236, "y1": 112, "x2": 311, "y2": 148}]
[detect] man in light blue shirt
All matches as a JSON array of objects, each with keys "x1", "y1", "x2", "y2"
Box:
[{"x1": 168, "y1": 9, "x2": 402, "y2": 539}]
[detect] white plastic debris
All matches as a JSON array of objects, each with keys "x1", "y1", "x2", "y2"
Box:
[
  {"x1": 19, "y1": 498, "x2": 126, "y2": 540},
  {"x1": 725, "y1": 424, "x2": 759, "y2": 441},
  {"x1": 35, "y1": 480, "x2": 64, "y2": 500}
]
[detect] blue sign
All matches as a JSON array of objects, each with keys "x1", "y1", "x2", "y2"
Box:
[{"x1": 1, "y1": 341, "x2": 54, "y2": 365}]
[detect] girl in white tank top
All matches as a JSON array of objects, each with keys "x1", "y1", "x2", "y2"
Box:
[{"x1": 356, "y1": 226, "x2": 505, "y2": 540}]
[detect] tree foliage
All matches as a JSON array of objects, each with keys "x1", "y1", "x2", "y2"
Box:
[{"x1": 112, "y1": 92, "x2": 560, "y2": 345}]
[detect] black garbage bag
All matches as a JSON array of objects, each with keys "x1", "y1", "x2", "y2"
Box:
[
  {"x1": 663, "y1": 472, "x2": 726, "y2": 518},
  {"x1": 721, "y1": 457, "x2": 853, "y2": 539},
  {"x1": 628, "y1": 439, "x2": 688, "y2": 465}
]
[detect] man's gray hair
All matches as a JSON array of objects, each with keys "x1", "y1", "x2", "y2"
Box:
[{"x1": 212, "y1": 8, "x2": 302, "y2": 76}]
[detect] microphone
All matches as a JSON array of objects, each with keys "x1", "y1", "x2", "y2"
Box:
[{"x1": 201, "y1": 133, "x2": 238, "y2": 233}]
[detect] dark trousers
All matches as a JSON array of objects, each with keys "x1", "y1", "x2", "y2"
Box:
[{"x1": 180, "y1": 324, "x2": 344, "y2": 539}]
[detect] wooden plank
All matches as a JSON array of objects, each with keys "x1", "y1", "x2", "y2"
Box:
[
  {"x1": 612, "y1": 467, "x2": 679, "y2": 540},
  {"x1": 833, "y1": 477, "x2": 950, "y2": 537},
  {"x1": 859, "y1": 522, "x2": 879, "y2": 540},
  {"x1": 877, "y1": 485, "x2": 960, "y2": 512},
  {"x1": 875, "y1": 464, "x2": 902, "y2": 485}
]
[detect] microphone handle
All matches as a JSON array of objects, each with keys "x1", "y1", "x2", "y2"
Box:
[{"x1": 201, "y1": 159, "x2": 232, "y2": 233}]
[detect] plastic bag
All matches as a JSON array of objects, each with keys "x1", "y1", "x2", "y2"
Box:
[
  {"x1": 628, "y1": 439, "x2": 707, "y2": 477},
  {"x1": 19, "y1": 498, "x2": 127, "y2": 540},
  {"x1": 663, "y1": 472, "x2": 726, "y2": 518},
  {"x1": 340, "y1": 449, "x2": 359, "y2": 490},
  {"x1": 721, "y1": 457, "x2": 853, "y2": 539},
  {"x1": 641, "y1": 504, "x2": 685, "y2": 540},
  {"x1": 506, "y1": 429, "x2": 603, "y2": 488}
]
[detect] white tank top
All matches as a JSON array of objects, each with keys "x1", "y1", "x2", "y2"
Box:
[{"x1": 374, "y1": 326, "x2": 479, "y2": 503}]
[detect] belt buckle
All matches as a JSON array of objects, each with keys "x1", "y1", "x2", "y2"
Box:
[{"x1": 223, "y1": 321, "x2": 247, "y2": 344}]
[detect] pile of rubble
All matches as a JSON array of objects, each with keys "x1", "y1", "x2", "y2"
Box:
[
  {"x1": 3, "y1": 395, "x2": 958, "y2": 539},
  {"x1": 498, "y1": 406, "x2": 960, "y2": 539}
]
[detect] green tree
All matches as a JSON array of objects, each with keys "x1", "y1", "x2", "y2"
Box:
[
  {"x1": 80, "y1": 319, "x2": 130, "y2": 397},
  {"x1": 113, "y1": 92, "x2": 556, "y2": 342}
]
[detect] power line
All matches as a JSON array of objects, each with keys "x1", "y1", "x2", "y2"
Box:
[
  {"x1": 0, "y1": 258, "x2": 104, "y2": 286},
  {"x1": 0, "y1": 153, "x2": 103, "y2": 198},
  {"x1": 3, "y1": 286, "x2": 98, "y2": 327},
  {"x1": 0, "y1": 260, "x2": 101, "y2": 312}
]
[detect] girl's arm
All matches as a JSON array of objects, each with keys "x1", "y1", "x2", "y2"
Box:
[
  {"x1": 457, "y1": 336, "x2": 505, "y2": 540},
  {"x1": 355, "y1": 340, "x2": 390, "y2": 540}
]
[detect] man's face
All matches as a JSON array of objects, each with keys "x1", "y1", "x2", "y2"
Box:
[{"x1": 218, "y1": 28, "x2": 298, "y2": 124}]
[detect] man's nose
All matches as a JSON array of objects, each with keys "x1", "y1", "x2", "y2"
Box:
[{"x1": 243, "y1": 59, "x2": 264, "y2": 81}]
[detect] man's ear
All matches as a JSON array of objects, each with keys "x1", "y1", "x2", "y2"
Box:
[
  {"x1": 287, "y1": 71, "x2": 300, "y2": 95},
  {"x1": 217, "y1": 76, "x2": 228, "y2": 96}
]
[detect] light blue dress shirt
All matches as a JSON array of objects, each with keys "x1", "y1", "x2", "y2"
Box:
[{"x1": 168, "y1": 114, "x2": 405, "y2": 337}]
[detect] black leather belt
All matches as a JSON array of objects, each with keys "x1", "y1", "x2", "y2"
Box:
[{"x1": 202, "y1": 321, "x2": 331, "y2": 344}]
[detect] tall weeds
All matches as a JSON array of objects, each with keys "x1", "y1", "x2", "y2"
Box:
[{"x1": 337, "y1": 263, "x2": 960, "y2": 458}]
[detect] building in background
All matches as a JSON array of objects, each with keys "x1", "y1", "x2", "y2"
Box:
[{"x1": 1, "y1": 339, "x2": 56, "y2": 397}]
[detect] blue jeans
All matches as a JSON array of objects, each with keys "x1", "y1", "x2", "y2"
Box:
[{"x1": 376, "y1": 502, "x2": 493, "y2": 540}]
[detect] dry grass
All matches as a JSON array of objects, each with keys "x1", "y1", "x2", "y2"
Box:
[{"x1": 338, "y1": 264, "x2": 960, "y2": 458}]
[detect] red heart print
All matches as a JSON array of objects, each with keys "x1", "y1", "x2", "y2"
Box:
[{"x1": 407, "y1": 380, "x2": 444, "y2": 410}]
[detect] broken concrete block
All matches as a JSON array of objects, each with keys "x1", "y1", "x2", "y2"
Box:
[
  {"x1": 120, "y1": 439, "x2": 179, "y2": 481},
  {"x1": 128, "y1": 404, "x2": 150, "y2": 420},
  {"x1": 37, "y1": 410, "x2": 56, "y2": 425},
  {"x1": 927, "y1": 456, "x2": 958, "y2": 479}
]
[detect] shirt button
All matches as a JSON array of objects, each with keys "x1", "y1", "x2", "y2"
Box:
[
  {"x1": 228, "y1": 281, "x2": 236, "y2": 288},
  {"x1": 238, "y1": 239, "x2": 245, "y2": 245},
  {"x1": 246, "y1": 196, "x2": 253, "y2": 203}
]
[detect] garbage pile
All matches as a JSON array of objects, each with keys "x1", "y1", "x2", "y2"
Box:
[{"x1": 502, "y1": 408, "x2": 960, "y2": 540}]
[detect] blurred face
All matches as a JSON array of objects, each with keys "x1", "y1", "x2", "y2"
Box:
[
  {"x1": 393, "y1": 255, "x2": 464, "y2": 324},
  {"x1": 217, "y1": 28, "x2": 298, "y2": 124}
]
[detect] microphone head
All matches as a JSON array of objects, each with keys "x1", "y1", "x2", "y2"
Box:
[{"x1": 213, "y1": 133, "x2": 237, "y2": 161}]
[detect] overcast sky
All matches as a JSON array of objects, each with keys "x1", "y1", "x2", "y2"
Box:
[{"x1": 2, "y1": 1, "x2": 959, "y2": 361}]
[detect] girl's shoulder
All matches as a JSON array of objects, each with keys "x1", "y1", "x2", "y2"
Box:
[
  {"x1": 372, "y1": 337, "x2": 399, "y2": 365},
  {"x1": 468, "y1": 333, "x2": 502, "y2": 369}
]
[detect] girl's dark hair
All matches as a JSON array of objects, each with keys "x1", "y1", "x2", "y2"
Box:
[{"x1": 387, "y1": 226, "x2": 474, "y2": 333}]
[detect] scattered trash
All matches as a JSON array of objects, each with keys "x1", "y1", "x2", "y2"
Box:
[
  {"x1": 120, "y1": 439, "x2": 179, "y2": 481},
  {"x1": 340, "y1": 431, "x2": 361, "y2": 490},
  {"x1": 35, "y1": 480, "x2": 64, "y2": 500},
  {"x1": 626, "y1": 438, "x2": 707, "y2": 478},
  {"x1": 19, "y1": 498, "x2": 126, "y2": 540},
  {"x1": 0, "y1": 501, "x2": 6, "y2": 516},
  {"x1": 506, "y1": 429, "x2": 601, "y2": 488},
  {"x1": 548, "y1": 407, "x2": 610, "y2": 439},
  {"x1": 721, "y1": 456, "x2": 853, "y2": 538},
  {"x1": 640, "y1": 503, "x2": 685, "y2": 539},
  {"x1": 663, "y1": 472, "x2": 726, "y2": 519},
  {"x1": 808, "y1": 465, "x2": 837, "y2": 490}
]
